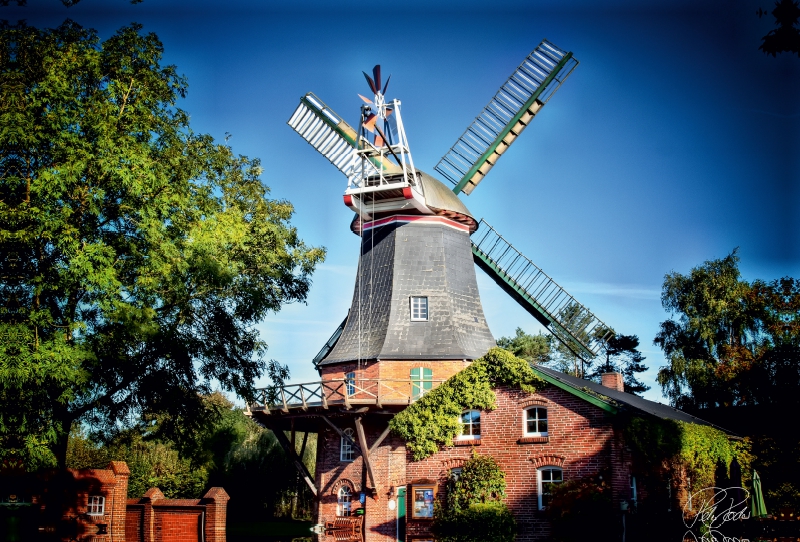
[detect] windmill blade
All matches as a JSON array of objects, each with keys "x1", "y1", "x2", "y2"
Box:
[
  {"x1": 287, "y1": 93, "x2": 396, "y2": 183},
  {"x1": 471, "y1": 218, "x2": 613, "y2": 360},
  {"x1": 436, "y1": 40, "x2": 579, "y2": 196}
]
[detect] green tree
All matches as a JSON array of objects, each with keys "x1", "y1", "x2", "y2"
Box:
[
  {"x1": 591, "y1": 334, "x2": 650, "y2": 395},
  {"x1": 0, "y1": 22, "x2": 324, "y2": 468},
  {"x1": 496, "y1": 327, "x2": 550, "y2": 365},
  {"x1": 654, "y1": 250, "x2": 798, "y2": 409}
]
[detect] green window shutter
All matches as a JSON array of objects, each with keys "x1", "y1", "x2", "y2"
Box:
[
  {"x1": 423, "y1": 368, "x2": 433, "y2": 391},
  {"x1": 411, "y1": 368, "x2": 421, "y2": 399}
]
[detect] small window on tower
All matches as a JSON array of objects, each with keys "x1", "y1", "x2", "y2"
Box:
[{"x1": 410, "y1": 296, "x2": 428, "y2": 321}]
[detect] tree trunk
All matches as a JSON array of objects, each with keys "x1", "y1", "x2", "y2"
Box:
[{"x1": 53, "y1": 416, "x2": 73, "y2": 469}]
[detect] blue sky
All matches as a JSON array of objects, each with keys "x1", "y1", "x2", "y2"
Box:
[{"x1": 7, "y1": 0, "x2": 798, "y2": 402}]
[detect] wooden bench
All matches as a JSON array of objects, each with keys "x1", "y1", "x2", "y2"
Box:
[{"x1": 324, "y1": 515, "x2": 363, "y2": 534}]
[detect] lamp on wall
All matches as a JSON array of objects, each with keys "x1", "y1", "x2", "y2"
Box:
[{"x1": 388, "y1": 486, "x2": 395, "y2": 498}]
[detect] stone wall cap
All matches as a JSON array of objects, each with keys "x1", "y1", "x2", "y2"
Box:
[
  {"x1": 142, "y1": 487, "x2": 165, "y2": 501},
  {"x1": 108, "y1": 460, "x2": 130, "y2": 476},
  {"x1": 202, "y1": 487, "x2": 230, "y2": 502}
]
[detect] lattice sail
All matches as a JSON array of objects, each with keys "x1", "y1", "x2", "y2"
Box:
[
  {"x1": 435, "y1": 40, "x2": 578, "y2": 195},
  {"x1": 288, "y1": 93, "x2": 394, "y2": 184},
  {"x1": 471, "y1": 219, "x2": 613, "y2": 359}
]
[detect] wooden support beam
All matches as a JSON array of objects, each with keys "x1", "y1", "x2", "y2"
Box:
[
  {"x1": 354, "y1": 417, "x2": 377, "y2": 491},
  {"x1": 321, "y1": 415, "x2": 362, "y2": 455},
  {"x1": 272, "y1": 429, "x2": 318, "y2": 497},
  {"x1": 369, "y1": 423, "x2": 392, "y2": 455}
]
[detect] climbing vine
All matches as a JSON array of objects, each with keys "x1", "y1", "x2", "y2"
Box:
[
  {"x1": 390, "y1": 347, "x2": 543, "y2": 460},
  {"x1": 623, "y1": 415, "x2": 752, "y2": 490}
]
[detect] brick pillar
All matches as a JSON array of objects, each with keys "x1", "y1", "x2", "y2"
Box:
[
  {"x1": 141, "y1": 487, "x2": 164, "y2": 542},
  {"x1": 109, "y1": 461, "x2": 130, "y2": 542},
  {"x1": 201, "y1": 487, "x2": 230, "y2": 542}
]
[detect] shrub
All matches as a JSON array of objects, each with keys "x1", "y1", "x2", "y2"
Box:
[{"x1": 432, "y1": 502, "x2": 516, "y2": 542}]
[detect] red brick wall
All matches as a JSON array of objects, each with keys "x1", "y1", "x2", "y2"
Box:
[
  {"x1": 315, "y1": 382, "x2": 631, "y2": 542},
  {"x1": 126, "y1": 505, "x2": 144, "y2": 542},
  {"x1": 43, "y1": 462, "x2": 130, "y2": 542},
  {"x1": 125, "y1": 487, "x2": 229, "y2": 542},
  {"x1": 154, "y1": 508, "x2": 201, "y2": 542},
  {"x1": 320, "y1": 359, "x2": 470, "y2": 406}
]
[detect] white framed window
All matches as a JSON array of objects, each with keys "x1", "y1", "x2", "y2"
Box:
[
  {"x1": 340, "y1": 428, "x2": 355, "y2": 462},
  {"x1": 410, "y1": 296, "x2": 428, "y2": 321},
  {"x1": 537, "y1": 467, "x2": 563, "y2": 510},
  {"x1": 345, "y1": 371, "x2": 355, "y2": 396},
  {"x1": 458, "y1": 410, "x2": 481, "y2": 439},
  {"x1": 524, "y1": 407, "x2": 548, "y2": 436},
  {"x1": 337, "y1": 486, "x2": 352, "y2": 516},
  {"x1": 87, "y1": 495, "x2": 105, "y2": 516}
]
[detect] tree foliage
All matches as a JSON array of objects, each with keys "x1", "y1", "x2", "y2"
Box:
[
  {"x1": 65, "y1": 392, "x2": 316, "y2": 516},
  {"x1": 591, "y1": 334, "x2": 649, "y2": 395},
  {"x1": 496, "y1": 327, "x2": 550, "y2": 365},
  {"x1": 759, "y1": 0, "x2": 800, "y2": 57},
  {"x1": 654, "y1": 250, "x2": 799, "y2": 409},
  {"x1": 498, "y1": 327, "x2": 648, "y2": 393},
  {"x1": 0, "y1": 21, "x2": 324, "y2": 468}
]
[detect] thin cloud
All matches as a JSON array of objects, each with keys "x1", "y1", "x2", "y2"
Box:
[{"x1": 560, "y1": 282, "x2": 661, "y2": 300}]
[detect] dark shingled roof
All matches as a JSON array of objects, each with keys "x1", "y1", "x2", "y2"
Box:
[{"x1": 533, "y1": 365, "x2": 737, "y2": 435}]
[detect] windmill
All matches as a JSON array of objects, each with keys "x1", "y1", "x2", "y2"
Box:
[{"x1": 288, "y1": 39, "x2": 613, "y2": 373}]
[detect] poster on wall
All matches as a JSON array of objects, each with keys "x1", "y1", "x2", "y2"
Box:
[{"x1": 413, "y1": 487, "x2": 434, "y2": 518}]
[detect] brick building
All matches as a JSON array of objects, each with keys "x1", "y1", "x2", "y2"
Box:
[
  {"x1": 0, "y1": 461, "x2": 229, "y2": 542},
  {"x1": 255, "y1": 360, "x2": 722, "y2": 542}
]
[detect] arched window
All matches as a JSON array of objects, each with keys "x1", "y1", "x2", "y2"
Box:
[
  {"x1": 337, "y1": 486, "x2": 352, "y2": 516},
  {"x1": 340, "y1": 428, "x2": 355, "y2": 462},
  {"x1": 524, "y1": 406, "x2": 548, "y2": 436},
  {"x1": 458, "y1": 409, "x2": 481, "y2": 439},
  {"x1": 537, "y1": 467, "x2": 563, "y2": 509}
]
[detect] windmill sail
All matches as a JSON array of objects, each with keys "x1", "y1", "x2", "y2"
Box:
[
  {"x1": 287, "y1": 93, "x2": 397, "y2": 184},
  {"x1": 471, "y1": 219, "x2": 613, "y2": 359},
  {"x1": 435, "y1": 40, "x2": 578, "y2": 196}
]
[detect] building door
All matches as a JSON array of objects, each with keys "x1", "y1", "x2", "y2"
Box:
[{"x1": 396, "y1": 486, "x2": 406, "y2": 542}]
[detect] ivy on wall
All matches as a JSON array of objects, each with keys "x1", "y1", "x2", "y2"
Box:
[
  {"x1": 623, "y1": 415, "x2": 752, "y2": 490},
  {"x1": 389, "y1": 348, "x2": 543, "y2": 460}
]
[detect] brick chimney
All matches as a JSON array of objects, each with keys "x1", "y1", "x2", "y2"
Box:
[{"x1": 601, "y1": 372, "x2": 624, "y2": 392}]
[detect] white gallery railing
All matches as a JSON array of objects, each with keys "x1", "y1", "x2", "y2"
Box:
[{"x1": 248, "y1": 378, "x2": 445, "y2": 413}]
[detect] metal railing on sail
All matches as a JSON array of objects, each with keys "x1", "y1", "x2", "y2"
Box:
[{"x1": 471, "y1": 219, "x2": 613, "y2": 357}]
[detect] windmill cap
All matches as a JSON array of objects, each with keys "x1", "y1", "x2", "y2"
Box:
[{"x1": 350, "y1": 171, "x2": 478, "y2": 234}]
